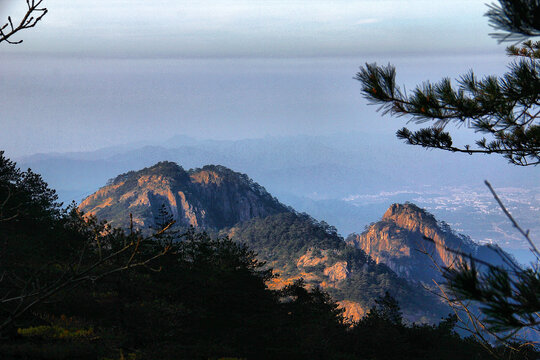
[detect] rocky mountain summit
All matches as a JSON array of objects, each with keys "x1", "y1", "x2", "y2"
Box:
[
  {"x1": 81, "y1": 163, "x2": 514, "y2": 323},
  {"x1": 346, "y1": 203, "x2": 505, "y2": 283},
  {"x1": 79, "y1": 162, "x2": 451, "y2": 322},
  {"x1": 79, "y1": 161, "x2": 290, "y2": 230}
]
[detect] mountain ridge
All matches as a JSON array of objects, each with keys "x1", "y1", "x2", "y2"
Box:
[
  {"x1": 79, "y1": 161, "x2": 291, "y2": 230},
  {"x1": 21, "y1": 134, "x2": 539, "y2": 251},
  {"x1": 78, "y1": 161, "x2": 453, "y2": 322},
  {"x1": 222, "y1": 211, "x2": 445, "y2": 321},
  {"x1": 347, "y1": 202, "x2": 507, "y2": 283}
]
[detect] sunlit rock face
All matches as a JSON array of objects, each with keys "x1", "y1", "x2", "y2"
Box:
[
  {"x1": 294, "y1": 248, "x2": 350, "y2": 288},
  {"x1": 80, "y1": 165, "x2": 453, "y2": 323},
  {"x1": 79, "y1": 161, "x2": 290, "y2": 230},
  {"x1": 338, "y1": 300, "x2": 366, "y2": 323},
  {"x1": 346, "y1": 203, "x2": 504, "y2": 283},
  {"x1": 263, "y1": 246, "x2": 366, "y2": 323}
]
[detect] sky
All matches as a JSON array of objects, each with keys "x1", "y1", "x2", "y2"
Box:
[
  {"x1": 3, "y1": 0, "x2": 500, "y2": 57},
  {"x1": 0, "y1": 0, "x2": 513, "y2": 157}
]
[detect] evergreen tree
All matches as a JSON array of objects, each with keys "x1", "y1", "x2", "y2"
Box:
[
  {"x1": 370, "y1": 291, "x2": 403, "y2": 326},
  {"x1": 348, "y1": 293, "x2": 504, "y2": 360},
  {"x1": 355, "y1": 0, "x2": 540, "y2": 345},
  {"x1": 485, "y1": 0, "x2": 540, "y2": 42},
  {"x1": 355, "y1": 2, "x2": 540, "y2": 166},
  {"x1": 0, "y1": 152, "x2": 173, "y2": 337}
]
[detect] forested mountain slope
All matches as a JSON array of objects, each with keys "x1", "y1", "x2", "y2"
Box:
[{"x1": 80, "y1": 162, "x2": 449, "y2": 321}]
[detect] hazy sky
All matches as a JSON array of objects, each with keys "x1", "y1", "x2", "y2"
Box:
[
  {"x1": 3, "y1": 0, "x2": 499, "y2": 57},
  {"x1": 0, "y1": 0, "x2": 513, "y2": 157}
]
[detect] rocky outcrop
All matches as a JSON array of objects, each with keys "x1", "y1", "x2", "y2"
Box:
[
  {"x1": 338, "y1": 300, "x2": 366, "y2": 322},
  {"x1": 267, "y1": 247, "x2": 363, "y2": 322},
  {"x1": 294, "y1": 248, "x2": 350, "y2": 287},
  {"x1": 323, "y1": 261, "x2": 349, "y2": 284},
  {"x1": 347, "y1": 203, "x2": 505, "y2": 283},
  {"x1": 80, "y1": 167, "x2": 449, "y2": 323},
  {"x1": 79, "y1": 161, "x2": 290, "y2": 230},
  {"x1": 296, "y1": 249, "x2": 329, "y2": 268}
]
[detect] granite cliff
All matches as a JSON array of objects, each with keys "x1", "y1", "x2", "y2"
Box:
[
  {"x1": 224, "y1": 212, "x2": 447, "y2": 322},
  {"x1": 346, "y1": 203, "x2": 506, "y2": 283},
  {"x1": 79, "y1": 161, "x2": 290, "y2": 230}
]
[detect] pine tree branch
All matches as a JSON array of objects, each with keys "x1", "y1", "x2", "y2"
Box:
[{"x1": 485, "y1": 1, "x2": 540, "y2": 42}]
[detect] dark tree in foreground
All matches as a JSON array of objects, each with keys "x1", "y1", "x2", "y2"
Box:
[
  {"x1": 0, "y1": 0, "x2": 47, "y2": 45},
  {"x1": 0, "y1": 151, "x2": 174, "y2": 336},
  {"x1": 485, "y1": 0, "x2": 540, "y2": 42},
  {"x1": 0, "y1": 154, "x2": 534, "y2": 358},
  {"x1": 347, "y1": 293, "x2": 524, "y2": 360}
]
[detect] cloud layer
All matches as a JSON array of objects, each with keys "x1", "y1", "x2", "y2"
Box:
[{"x1": 2, "y1": 0, "x2": 498, "y2": 57}]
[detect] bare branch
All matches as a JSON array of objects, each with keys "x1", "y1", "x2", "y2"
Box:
[
  {"x1": 0, "y1": 0, "x2": 48, "y2": 45},
  {"x1": 485, "y1": 180, "x2": 540, "y2": 261},
  {"x1": 0, "y1": 217, "x2": 176, "y2": 334}
]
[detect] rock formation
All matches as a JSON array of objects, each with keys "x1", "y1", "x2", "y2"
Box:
[
  {"x1": 347, "y1": 203, "x2": 506, "y2": 283},
  {"x1": 79, "y1": 161, "x2": 290, "y2": 230}
]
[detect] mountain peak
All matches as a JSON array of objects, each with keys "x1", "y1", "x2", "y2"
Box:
[
  {"x1": 382, "y1": 202, "x2": 437, "y2": 231},
  {"x1": 190, "y1": 168, "x2": 224, "y2": 186},
  {"x1": 80, "y1": 162, "x2": 290, "y2": 230},
  {"x1": 348, "y1": 203, "x2": 502, "y2": 282},
  {"x1": 108, "y1": 161, "x2": 189, "y2": 186},
  {"x1": 189, "y1": 165, "x2": 250, "y2": 187}
]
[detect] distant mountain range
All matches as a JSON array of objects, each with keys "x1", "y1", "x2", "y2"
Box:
[
  {"x1": 79, "y1": 160, "x2": 518, "y2": 323},
  {"x1": 18, "y1": 134, "x2": 539, "y2": 255}
]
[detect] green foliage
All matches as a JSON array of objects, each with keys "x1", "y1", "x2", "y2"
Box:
[
  {"x1": 0, "y1": 150, "x2": 61, "y2": 231},
  {"x1": 444, "y1": 260, "x2": 540, "y2": 334},
  {"x1": 356, "y1": 41, "x2": 540, "y2": 166},
  {"x1": 485, "y1": 0, "x2": 540, "y2": 42},
  {"x1": 107, "y1": 161, "x2": 189, "y2": 187},
  {"x1": 369, "y1": 291, "x2": 403, "y2": 325},
  {"x1": 0, "y1": 151, "x2": 177, "y2": 342},
  {"x1": 0, "y1": 342, "x2": 100, "y2": 360},
  {"x1": 226, "y1": 212, "x2": 347, "y2": 269},
  {"x1": 355, "y1": 2, "x2": 540, "y2": 347},
  {"x1": 17, "y1": 325, "x2": 94, "y2": 339},
  {"x1": 347, "y1": 293, "x2": 532, "y2": 360},
  {"x1": 68, "y1": 230, "x2": 347, "y2": 359},
  {"x1": 0, "y1": 153, "x2": 536, "y2": 359},
  {"x1": 228, "y1": 212, "x2": 444, "y2": 318}
]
